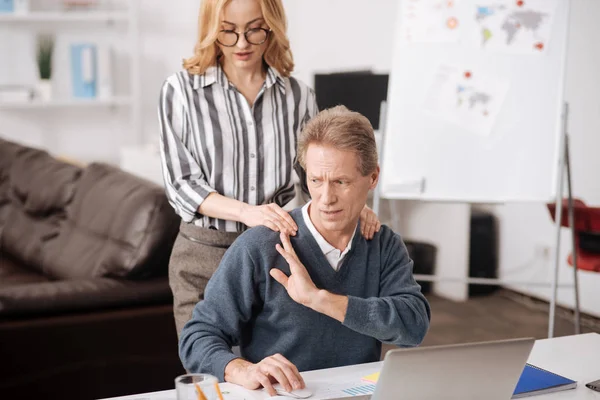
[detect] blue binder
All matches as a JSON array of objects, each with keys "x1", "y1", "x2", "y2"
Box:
[
  {"x1": 0, "y1": 0, "x2": 14, "y2": 13},
  {"x1": 512, "y1": 363, "x2": 577, "y2": 398},
  {"x1": 70, "y1": 43, "x2": 97, "y2": 99}
]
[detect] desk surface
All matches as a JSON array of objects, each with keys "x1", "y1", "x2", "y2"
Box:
[{"x1": 103, "y1": 333, "x2": 600, "y2": 400}]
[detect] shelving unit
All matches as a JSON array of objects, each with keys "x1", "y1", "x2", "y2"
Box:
[
  {"x1": 0, "y1": 1, "x2": 142, "y2": 141},
  {"x1": 0, "y1": 10, "x2": 129, "y2": 23},
  {"x1": 0, "y1": 96, "x2": 132, "y2": 109}
]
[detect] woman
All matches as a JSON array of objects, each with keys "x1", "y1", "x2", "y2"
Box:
[{"x1": 158, "y1": 0, "x2": 381, "y2": 335}]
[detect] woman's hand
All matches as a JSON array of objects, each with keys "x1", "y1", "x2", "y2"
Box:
[
  {"x1": 241, "y1": 203, "x2": 298, "y2": 235},
  {"x1": 360, "y1": 205, "x2": 381, "y2": 240}
]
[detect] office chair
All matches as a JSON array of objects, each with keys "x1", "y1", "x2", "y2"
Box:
[{"x1": 547, "y1": 199, "x2": 600, "y2": 273}]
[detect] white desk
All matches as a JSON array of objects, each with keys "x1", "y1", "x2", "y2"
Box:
[{"x1": 102, "y1": 333, "x2": 600, "y2": 400}]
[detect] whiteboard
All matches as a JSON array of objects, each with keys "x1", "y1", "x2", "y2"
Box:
[{"x1": 380, "y1": 0, "x2": 570, "y2": 203}]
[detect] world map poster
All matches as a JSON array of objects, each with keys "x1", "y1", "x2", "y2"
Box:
[
  {"x1": 400, "y1": 0, "x2": 559, "y2": 54},
  {"x1": 466, "y1": 0, "x2": 559, "y2": 53}
]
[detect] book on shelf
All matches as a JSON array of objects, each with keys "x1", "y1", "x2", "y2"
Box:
[
  {"x1": 70, "y1": 43, "x2": 97, "y2": 98},
  {"x1": 96, "y1": 44, "x2": 113, "y2": 99},
  {"x1": 0, "y1": 85, "x2": 34, "y2": 102},
  {"x1": 0, "y1": 0, "x2": 29, "y2": 14},
  {"x1": 70, "y1": 42, "x2": 113, "y2": 100},
  {"x1": 0, "y1": 0, "x2": 14, "y2": 13}
]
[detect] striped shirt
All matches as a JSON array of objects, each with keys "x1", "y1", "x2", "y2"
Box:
[{"x1": 158, "y1": 63, "x2": 318, "y2": 232}]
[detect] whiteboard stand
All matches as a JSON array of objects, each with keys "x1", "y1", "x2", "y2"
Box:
[
  {"x1": 548, "y1": 102, "x2": 581, "y2": 338},
  {"x1": 373, "y1": 100, "x2": 404, "y2": 233}
]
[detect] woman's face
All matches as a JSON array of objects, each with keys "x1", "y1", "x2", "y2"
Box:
[{"x1": 217, "y1": 0, "x2": 270, "y2": 72}]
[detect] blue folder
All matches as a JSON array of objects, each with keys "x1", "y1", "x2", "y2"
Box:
[
  {"x1": 70, "y1": 43, "x2": 97, "y2": 99},
  {"x1": 0, "y1": 0, "x2": 14, "y2": 13},
  {"x1": 512, "y1": 363, "x2": 577, "y2": 398}
]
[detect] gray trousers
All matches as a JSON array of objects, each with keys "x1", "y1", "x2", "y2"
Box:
[{"x1": 169, "y1": 222, "x2": 241, "y2": 336}]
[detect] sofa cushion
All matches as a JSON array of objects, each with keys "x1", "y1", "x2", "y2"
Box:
[
  {"x1": 0, "y1": 139, "x2": 28, "y2": 209},
  {"x1": 0, "y1": 139, "x2": 36, "y2": 226},
  {"x1": 0, "y1": 206, "x2": 60, "y2": 271},
  {"x1": 0, "y1": 140, "x2": 81, "y2": 272},
  {"x1": 10, "y1": 147, "x2": 82, "y2": 216},
  {"x1": 0, "y1": 277, "x2": 172, "y2": 317},
  {"x1": 0, "y1": 254, "x2": 51, "y2": 289},
  {"x1": 42, "y1": 163, "x2": 179, "y2": 280}
]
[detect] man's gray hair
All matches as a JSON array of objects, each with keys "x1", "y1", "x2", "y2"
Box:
[{"x1": 297, "y1": 105, "x2": 378, "y2": 176}]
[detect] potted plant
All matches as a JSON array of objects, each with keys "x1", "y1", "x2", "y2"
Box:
[{"x1": 36, "y1": 34, "x2": 54, "y2": 101}]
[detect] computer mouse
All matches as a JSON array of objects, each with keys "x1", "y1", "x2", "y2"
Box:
[{"x1": 272, "y1": 383, "x2": 313, "y2": 399}]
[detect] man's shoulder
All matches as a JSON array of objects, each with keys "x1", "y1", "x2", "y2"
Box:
[
  {"x1": 369, "y1": 224, "x2": 413, "y2": 267},
  {"x1": 372, "y1": 224, "x2": 405, "y2": 250},
  {"x1": 236, "y1": 225, "x2": 281, "y2": 249},
  {"x1": 376, "y1": 223, "x2": 397, "y2": 239}
]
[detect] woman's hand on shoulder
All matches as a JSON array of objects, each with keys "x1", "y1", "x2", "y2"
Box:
[
  {"x1": 360, "y1": 205, "x2": 381, "y2": 240},
  {"x1": 241, "y1": 203, "x2": 298, "y2": 236}
]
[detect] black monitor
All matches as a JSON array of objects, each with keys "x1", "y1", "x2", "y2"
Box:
[{"x1": 314, "y1": 72, "x2": 389, "y2": 130}]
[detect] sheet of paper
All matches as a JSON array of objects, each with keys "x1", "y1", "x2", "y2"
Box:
[
  {"x1": 361, "y1": 372, "x2": 380, "y2": 384},
  {"x1": 401, "y1": 0, "x2": 463, "y2": 43},
  {"x1": 218, "y1": 381, "x2": 374, "y2": 400},
  {"x1": 305, "y1": 381, "x2": 376, "y2": 399},
  {"x1": 462, "y1": 0, "x2": 559, "y2": 54},
  {"x1": 421, "y1": 64, "x2": 509, "y2": 137}
]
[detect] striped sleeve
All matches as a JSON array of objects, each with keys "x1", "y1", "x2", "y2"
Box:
[
  {"x1": 296, "y1": 88, "x2": 319, "y2": 197},
  {"x1": 157, "y1": 78, "x2": 216, "y2": 223}
]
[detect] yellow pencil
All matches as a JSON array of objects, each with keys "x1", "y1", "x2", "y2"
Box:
[
  {"x1": 194, "y1": 382, "x2": 208, "y2": 400},
  {"x1": 214, "y1": 382, "x2": 225, "y2": 400}
]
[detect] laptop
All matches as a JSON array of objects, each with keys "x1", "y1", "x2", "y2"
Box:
[{"x1": 358, "y1": 337, "x2": 535, "y2": 400}]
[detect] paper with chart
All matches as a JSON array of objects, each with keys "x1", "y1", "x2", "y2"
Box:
[
  {"x1": 401, "y1": 0, "x2": 463, "y2": 43},
  {"x1": 466, "y1": 0, "x2": 559, "y2": 53},
  {"x1": 216, "y1": 381, "x2": 376, "y2": 400},
  {"x1": 305, "y1": 381, "x2": 376, "y2": 399},
  {"x1": 221, "y1": 381, "x2": 376, "y2": 400},
  {"x1": 421, "y1": 64, "x2": 509, "y2": 137}
]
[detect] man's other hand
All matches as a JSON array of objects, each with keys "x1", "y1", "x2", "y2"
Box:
[{"x1": 223, "y1": 355, "x2": 305, "y2": 396}]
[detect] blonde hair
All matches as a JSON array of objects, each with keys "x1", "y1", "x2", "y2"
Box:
[
  {"x1": 183, "y1": 0, "x2": 294, "y2": 77},
  {"x1": 298, "y1": 106, "x2": 378, "y2": 176}
]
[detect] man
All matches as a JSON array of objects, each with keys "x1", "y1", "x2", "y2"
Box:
[{"x1": 179, "y1": 106, "x2": 431, "y2": 396}]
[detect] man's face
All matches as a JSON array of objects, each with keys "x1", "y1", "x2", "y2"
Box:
[{"x1": 305, "y1": 143, "x2": 379, "y2": 236}]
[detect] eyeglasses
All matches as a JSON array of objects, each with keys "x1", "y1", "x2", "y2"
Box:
[{"x1": 216, "y1": 28, "x2": 271, "y2": 47}]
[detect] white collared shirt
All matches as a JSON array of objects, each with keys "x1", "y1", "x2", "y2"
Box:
[{"x1": 301, "y1": 201, "x2": 356, "y2": 271}]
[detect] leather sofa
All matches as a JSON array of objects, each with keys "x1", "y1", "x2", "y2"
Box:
[{"x1": 0, "y1": 138, "x2": 184, "y2": 399}]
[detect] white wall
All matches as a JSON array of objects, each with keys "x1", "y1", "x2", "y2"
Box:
[
  {"x1": 284, "y1": 0, "x2": 398, "y2": 85},
  {"x1": 1, "y1": 0, "x2": 599, "y2": 315}
]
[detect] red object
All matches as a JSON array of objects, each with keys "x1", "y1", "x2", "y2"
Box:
[
  {"x1": 547, "y1": 199, "x2": 600, "y2": 272},
  {"x1": 517, "y1": 0, "x2": 524, "y2": 6},
  {"x1": 447, "y1": 17, "x2": 458, "y2": 29},
  {"x1": 534, "y1": 42, "x2": 544, "y2": 51},
  {"x1": 464, "y1": 71, "x2": 472, "y2": 79}
]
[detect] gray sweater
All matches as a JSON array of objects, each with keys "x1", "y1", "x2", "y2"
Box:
[{"x1": 179, "y1": 208, "x2": 431, "y2": 381}]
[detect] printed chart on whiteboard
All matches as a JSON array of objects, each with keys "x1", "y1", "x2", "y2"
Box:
[{"x1": 421, "y1": 64, "x2": 509, "y2": 137}]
